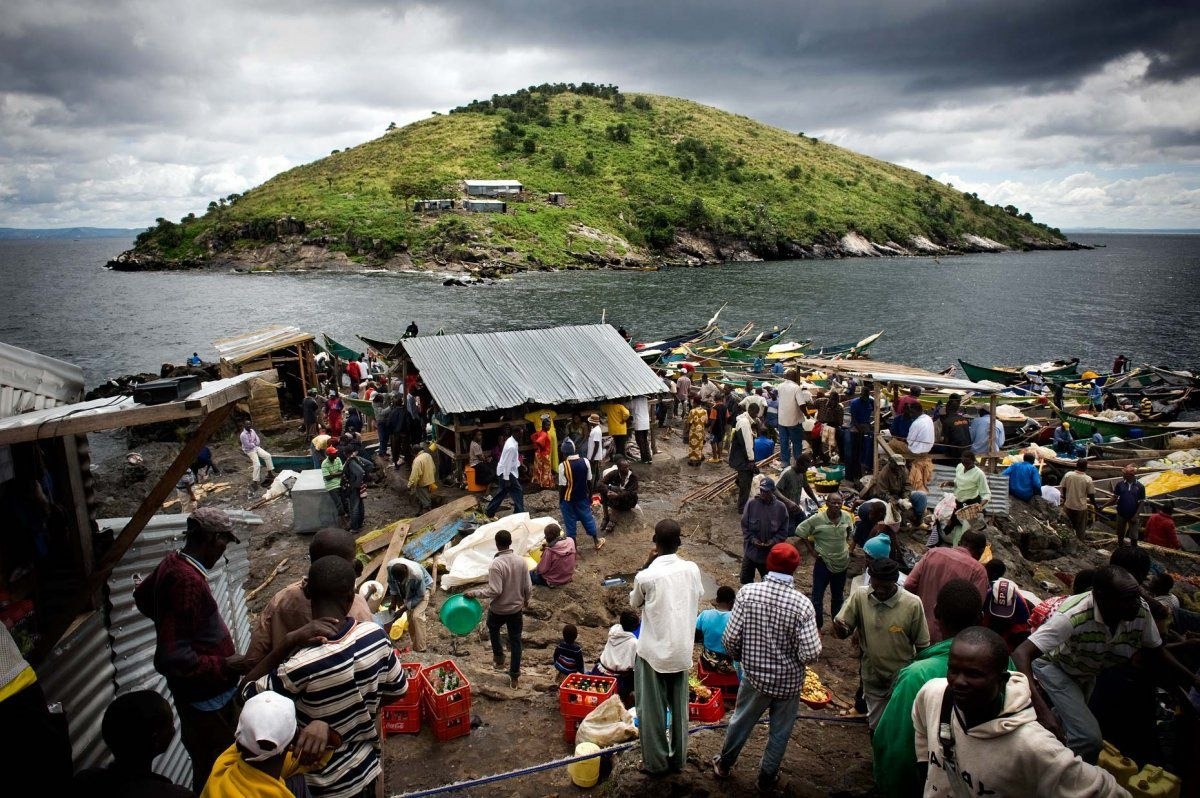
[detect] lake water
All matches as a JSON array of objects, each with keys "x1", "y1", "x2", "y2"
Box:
[{"x1": 1, "y1": 232, "x2": 1198, "y2": 386}]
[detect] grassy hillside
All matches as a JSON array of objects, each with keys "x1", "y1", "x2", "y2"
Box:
[{"x1": 126, "y1": 84, "x2": 1066, "y2": 269}]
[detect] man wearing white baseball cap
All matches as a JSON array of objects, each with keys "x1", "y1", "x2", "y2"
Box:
[{"x1": 202, "y1": 690, "x2": 299, "y2": 797}]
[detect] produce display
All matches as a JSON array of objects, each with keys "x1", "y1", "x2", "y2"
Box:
[
  {"x1": 800, "y1": 669, "x2": 830, "y2": 705},
  {"x1": 688, "y1": 674, "x2": 714, "y2": 704},
  {"x1": 813, "y1": 479, "x2": 841, "y2": 493}
]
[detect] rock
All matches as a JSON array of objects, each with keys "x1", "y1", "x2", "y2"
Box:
[
  {"x1": 908, "y1": 235, "x2": 947, "y2": 254},
  {"x1": 959, "y1": 234, "x2": 1008, "y2": 252},
  {"x1": 838, "y1": 232, "x2": 880, "y2": 257}
]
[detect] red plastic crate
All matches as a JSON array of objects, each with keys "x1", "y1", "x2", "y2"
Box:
[
  {"x1": 697, "y1": 660, "x2": 740, "y2": 691},
  {"x1": 392, "y1": 663, "x2": 425, "y2": 709},
  {"x1": 688, "y1": 688, "x2": 725, "y2": 723},
  {"x1": 558, "y1": 673, "x2": 617, "y2": 719},
  {"x1": 563, "y1": 715, "x2": 583, "y2": 744},
  {"x1": 420, "y1": 660, "x2": 472, "y2": 719},
  {"x1": 381, "y1": 702, "x2": 421, "y2": 736},
  {"x1": 426, "y1": 703, "x2": 471, "y2": 741}
]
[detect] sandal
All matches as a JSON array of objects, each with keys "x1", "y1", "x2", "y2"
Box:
[
  {"x1": 594, "y1": 537, "x2": 607, "y2": 552},
  {"x1": 711, "y1": 755, "x2": 730, "y2": 779}
]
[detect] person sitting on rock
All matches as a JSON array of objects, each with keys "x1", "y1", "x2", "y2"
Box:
[{"x1": 598, "y1": 456, "x2": 639, "y2": 536}]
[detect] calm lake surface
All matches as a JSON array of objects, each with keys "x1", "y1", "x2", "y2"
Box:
[{"x1": 1, "y1": 232, "x2": 1198, "y2": 386}]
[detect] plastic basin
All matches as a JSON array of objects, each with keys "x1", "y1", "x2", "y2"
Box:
[{"x1": 439, "y1": 594, "x2": 483, "y2": 635}]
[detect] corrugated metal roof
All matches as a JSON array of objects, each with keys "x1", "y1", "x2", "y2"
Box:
[
  {"x1": 213, "y1": 325, "x2": 314, "y2": 365},
  {"x1": 0, "y1": 342, "x2": 85, "y2": 418},
  {"x1": 0, "y1": 371, "x2": 271, "y2": 445},
  {"x1": 399, "y1": 325, "x2": 668, "y2": 414},
  {"x1": 924, "y1": 464, "x2": 1011, "y2": 518},
  {"x1": 99, "y1": 510, "x2": 261, "y2": 786},
  {"x1": 38, "y1": 611, "x2": 117, "y2": 770}
]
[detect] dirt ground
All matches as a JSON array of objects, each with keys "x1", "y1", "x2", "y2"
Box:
[{"x1": 91, "y1": 412, "x2": 1200, "y2": 798}]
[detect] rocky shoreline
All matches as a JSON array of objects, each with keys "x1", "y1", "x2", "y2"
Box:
[{"x1": 106, "y1": 226, "x2": 1088, "y2": 276}]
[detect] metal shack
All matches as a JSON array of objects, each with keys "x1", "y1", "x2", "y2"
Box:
[
  {"x1": 390, "y1": 324, "x2": 666, "y2": 478},
  {"x1": 0, "y1": 341, "x2": 266, "y2": 782},
  {"x1": 413, "y1": 198, "x2": 455, "y2": 212},
  {"x1": 464, "y1": 179, "x2": 523, "y2": 197},
  {"x1": 213, "y1": 325, "x2": 317, "y2": 425},
  {"x1": 464, "y1": 199, "x2": 506, "y2": 213}
]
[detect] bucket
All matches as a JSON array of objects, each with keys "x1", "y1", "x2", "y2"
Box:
[
  {"x1": 439, "y1": 595, "x2": 483, "y2": 636},
  {"x1": 463, "y1": 464, "x2": 486, "y2": 493},
  {"x1": 568, "y1": 742, "x2": 601, "y2": 788},
  {"x1": 820, "y1": 465, "x2": 845, "y2": 482}
]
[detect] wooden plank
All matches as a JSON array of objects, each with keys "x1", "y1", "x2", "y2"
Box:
[
  {"x1": 86, "y1": 403, "x2": 234, "y2": 594},
  {"x1": 360, "y1": 519, "x2": 410, "y2": 554},
  {"x1": 365, "y1": 495, "x2": 477, "y2": 582},
  {"x1": 404, "y1": 518, "x2": 470, "y2": 562},
  {"x1": 0, "y1": 401, "x2": 205, "y2": 445}
]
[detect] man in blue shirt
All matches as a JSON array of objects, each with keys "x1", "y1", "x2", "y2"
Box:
[
  {"x1": 1003, "y1": 452, "x2": 1043, "y2": 502},
  {"x1": 847, "y1": 385, "x2": 875, "y2": 481},
  {"x1": 1053, "y1": 421, "x2": 1077, "y2": 455},
  {"x1": 696, "y1": 585, "x2": 736, "y2": 670},
  {"x1": 1105, "y1": 464, "x2": 1146, "y2": 546},
  {"x1": 969, "y1": 407, "x2": 1005, "y2": 455}
]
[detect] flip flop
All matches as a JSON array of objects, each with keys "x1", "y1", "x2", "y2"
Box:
[{"x1": 594, "y1": 537, "x2": 607, "y2": 551}]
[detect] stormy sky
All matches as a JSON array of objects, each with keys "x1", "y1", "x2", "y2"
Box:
[{"x1": 2, "y1": 0, "x2": 1198, "y2": 229}]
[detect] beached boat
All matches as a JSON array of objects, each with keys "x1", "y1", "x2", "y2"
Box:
[
  {"x1": 321, "y1": 334, "x2": 362, "y2": 362},
  {"x1": 958, "y1": 358, "x2": 1080, "y2": 385},
  {"x1": 803, "y1": 331, "x2": 884, "y2": 359},
  {"x1": 358, "y1": 335, "x2": 398, "y2": 358},
  {"x1": 1058, "y1": 409, "x2": 1200, "y2": 440}
]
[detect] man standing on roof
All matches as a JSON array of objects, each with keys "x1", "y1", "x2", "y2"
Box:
[
  {"x1": 239, "y1": 420, "x2": 274, "y2": 487},
  {"x1": 403, "y1": 320, "x2": 419, "y2": 338},
  {"x1": 486, "y1": 425, "x2": 525, "y2": 519}
]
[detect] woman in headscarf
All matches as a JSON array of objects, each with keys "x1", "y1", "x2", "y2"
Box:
[
  {"x1": 324, "y1": 389, "x2": 344, "y2": 437},
  {"x1": 687, "y1": 391, "x2": 708, "y2": 467},
  {"x1": 530, "y1": 415, "x2": 556, "y2": 489},
  {"x1": 524, "y1": 409, "x2": 559, "y2": 472}
]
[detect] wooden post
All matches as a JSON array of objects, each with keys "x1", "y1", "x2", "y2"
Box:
[
  {"x1": 986, "y1": 394, "x2": 998, "y2": 474},
  {"x1": 87, "y1": 403, "x2": 234, "y2": 594},
  {"x1": 871, "y1": 382, "x2": 882, "y2": 476},
  {"x1": 453, "y1": 416, "x2": 464, "y2": 484}
]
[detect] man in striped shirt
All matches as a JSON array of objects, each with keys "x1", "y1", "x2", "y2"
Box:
[
  {"x1": 245, "y1": 556, "x2": 408, "y2": 798},
  {"x1": 1013, "y1": 565, "x2": 1200, "y2": 763}
]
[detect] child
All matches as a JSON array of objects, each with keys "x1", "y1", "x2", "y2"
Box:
[
  {"x1": 553, "y1": 623, "x2": 586, "y2": 676},
  {"x1": 244, "y1": 556, "x2": 408, "y2": 798},
  {"x1": 696, "y1": 586, "x2": 736, "y2": 672},
  {"x1": 595, "y1": 610, "x2": 639, "y2": 700}
]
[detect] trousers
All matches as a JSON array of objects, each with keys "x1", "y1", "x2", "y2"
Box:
[
  {"x1": 717, "y1": 678, "x2": 802, "y2": 782},
  {"x1": 560, "y1": 498, "x2": 599, "y2": 540},
  {"x1": 174, "y1": 694, "x2": 237, "y2": 794},
  {"x1": 486, "y1": 610, "x2": 523, "y2": 678},
  {"x1": 811, "y1": 559, "x2": 847, "y2": 629},
  {"x1": 1033, "y1": 658, "x2": 1101, "y2": 763},
  {"x1": 634, "y1": 656, "x2": 689, "y2": 774},
  {"x1": 245, "y1": 446, "x2": 273, "y2": 481},
  {"x1": 486, "y1": 474, "x2": 525, "y2": 517}
]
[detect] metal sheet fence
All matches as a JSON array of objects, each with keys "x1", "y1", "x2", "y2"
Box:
[{"x1": 923, "y1": 464, "x2": 1011, "y2": 518}]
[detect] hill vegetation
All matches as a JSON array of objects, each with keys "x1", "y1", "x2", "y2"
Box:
[{"x1": 116, "y1": 83, "x2": 1070, "y2": 272}]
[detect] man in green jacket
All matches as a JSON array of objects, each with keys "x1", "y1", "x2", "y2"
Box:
[{"x1": 872, "y1": 578, "x2": 999, "y2": 796}]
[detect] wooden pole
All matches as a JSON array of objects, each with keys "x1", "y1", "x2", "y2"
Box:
[
  {"x1": 986, "y1": 394, "x2": 998, "y2": 473},
  {"x1": 871, "y1": 382, "x2": 882, "y2": 477},
  {"x1": 86, "y1": 402, "x2": 234, "y2": 595}
]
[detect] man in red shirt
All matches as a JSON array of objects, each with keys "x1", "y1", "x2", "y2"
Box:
[
  {"x1": 1143, "y1": 503, "x2": 1181, "y2": 549},
  {"x1": 903, "y1": 529, "x2": 989, "y2": 642}
]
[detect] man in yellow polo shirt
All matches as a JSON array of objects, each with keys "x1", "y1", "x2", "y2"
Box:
[{"x1": 604, "y1": 401, "x2": 632, "y2": 460}]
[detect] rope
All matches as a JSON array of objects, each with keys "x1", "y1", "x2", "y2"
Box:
[{"x1": 390, "y1": 711, "x2": 866, "y2": 798}]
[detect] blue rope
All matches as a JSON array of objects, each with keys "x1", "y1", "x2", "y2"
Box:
[{"x1": 391, "y1": 712, "x2": 867, "y2": 798}]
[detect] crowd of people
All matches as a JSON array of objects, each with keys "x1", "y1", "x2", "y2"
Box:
[{"x1": 16, "y1": 343, "x2": 1198, "y2": 798}]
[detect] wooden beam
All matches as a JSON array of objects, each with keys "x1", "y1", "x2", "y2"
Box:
[
  {"x1": 986, "y1": 394, "x2": 998, "y2": 474},
  {"x1": 0, "y1": 402, "x2": 205, "y2": 445},
  {"x1": 364, "y1": 494, "x2": 477, "y2": 583},
  {"x1": 87, "y1": 403, "x2": 234, "y2": 594}
]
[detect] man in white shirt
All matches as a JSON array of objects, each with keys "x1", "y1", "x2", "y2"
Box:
[
  {"x1": 631, "y1": 520, "x2": 703, "y2": 775},
  {"x1": 906, "y1": 406, "x2": 936, "y2": 495},
  {"x1": 630, "y1": 395, "x2": 653, "y2": 464},
  {"x1": 485, "y1": 425, "x2": 525, "y2": 518},
  {"x1": 775, "y1": 370, "x2": 809, "y2": 467},
  {"x1": 675, "y1": 373, "x2": 692, "y2": 418},
  {"x1": 586, "y1": 413, "x2": 605, "y2": 489}
]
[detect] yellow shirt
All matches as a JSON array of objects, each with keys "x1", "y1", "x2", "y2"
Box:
[
  {"x1": 408, "y1": 450, "x2": 436, "y2": 489},
  {"x1": 604, "y1": 403, "x2": 631, "y2": 436},
  {"x1": 201, "y1": 745, "x2": 304, "y2": 798}
]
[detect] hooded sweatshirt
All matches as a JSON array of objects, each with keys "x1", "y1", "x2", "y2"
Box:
[
  {"x1": 536, "y1": 537, "x2": 577, "y2": 586},
  {"x1": 599, "y1": 624, "x2": 638, "y2": 674},
  {"x1": 913, "y1": 673, "x2": 1127, "y2": 798}
]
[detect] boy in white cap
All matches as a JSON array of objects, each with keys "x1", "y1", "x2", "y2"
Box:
[{"x1": 202, "y1": 691, "x2": 303, "y2": 798}]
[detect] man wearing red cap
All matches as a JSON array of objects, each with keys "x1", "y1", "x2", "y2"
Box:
[
  {"x1": 713, "y1": 542, "x2": 821, "y2": 793},
  {"x1": 321, "y1": 446, "x2": 345, "y2": 519}
]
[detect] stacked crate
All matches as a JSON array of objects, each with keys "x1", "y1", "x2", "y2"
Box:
[
  {"x1": 380, "y1": 663, "x2": 424, "y2": 737},
  {"x1": 420, "y1": 660, "x2": 472, "y2": 742},
  {"x1": 558, "y1": 673, "x2": 617, "y2": 744}
]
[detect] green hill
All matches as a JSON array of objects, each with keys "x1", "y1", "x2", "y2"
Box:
[{"x1": 114, "y1": 83, "x2": 1071, "y2": 272}]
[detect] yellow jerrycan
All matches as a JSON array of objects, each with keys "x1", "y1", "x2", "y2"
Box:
[
  {"x1": 567, "y1": 742, "x2": 602, "y2": 788},
  {"x1": 1126, "y1": 765, "x2": 1181, "y2": 798}
]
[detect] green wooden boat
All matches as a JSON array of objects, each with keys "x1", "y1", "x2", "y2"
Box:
[
  {"x1": 1058, "y1": 409, "x2": 1200, "y2": 440},
  {"x1": 958, "y1": 359, "x2": 1080, "y2": 385}
]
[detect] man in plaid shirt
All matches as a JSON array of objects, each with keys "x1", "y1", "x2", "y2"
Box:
[{"x1": 713, "y1": 542, "x2": 821, "y2": 793}]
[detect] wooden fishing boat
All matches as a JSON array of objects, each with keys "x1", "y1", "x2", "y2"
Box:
[
  {"x1": 359, "y1": 335, "x2": 398, "y2": 358},
  {"x1": 803, "y1": 331, "x2": 884, "y2": 359},
  {"x1": 1059, "y1": 409, "x2": 1200, "y2": 440},
  {"x1": 322, "y1": 333, "x2": 362, "y2": 362},
  {"x1": 958, "y1": 358, "x2": 1080, "y2": 385},
  {"x1": 634, "y1": 304, "x2": 729, "y2": 355}
]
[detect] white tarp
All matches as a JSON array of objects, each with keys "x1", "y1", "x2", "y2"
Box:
[{"x1": 439, "y1": 513, "x2": 558, "y2": 590}]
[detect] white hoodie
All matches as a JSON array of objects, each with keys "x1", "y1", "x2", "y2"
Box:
[
  {"x1": 599, "y1": 624, "x2": 637, "y2": 673},
  {"x1": 913, "y1": 673, "x2": 1128, "y2": 798}
]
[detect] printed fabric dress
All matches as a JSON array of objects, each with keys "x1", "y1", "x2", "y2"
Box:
[
  {"x1": 530, "y1": 430, "x2": 555, "y2": 488},
  {"x1": 688, "y1": 406, "x2": 709, "y2": 463},
  {"x1": 325, "y1": 397, "x2": 344, "y2": 437}
]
